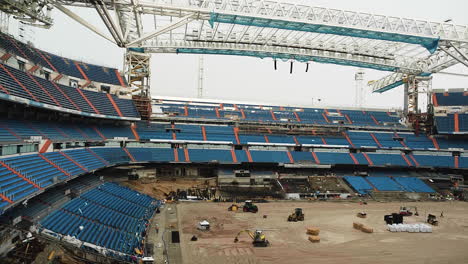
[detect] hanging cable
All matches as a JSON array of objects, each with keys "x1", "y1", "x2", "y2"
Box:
[
  {"x1": 305, "y1": 62, "x2": 309, "y2": 72},
  {"x1": 290, "y1": 61, "x2": 293, "y2": 74},
  {"x1": 274, "y1": 59, "x2": 277, "y2": 70}
]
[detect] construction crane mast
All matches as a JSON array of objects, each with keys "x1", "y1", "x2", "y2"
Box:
[
  {"x1": 355, "y1": 69, "x2": 365, "y2": 107},
  {"x1": 198, "y1": 55, "x2": 204, "y2": 98}
]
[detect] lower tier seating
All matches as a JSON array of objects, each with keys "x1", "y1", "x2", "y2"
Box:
[
  {"x1": 39, "y1": 183, "x2": 158, "y2": 260},
  {"x1": 344, "y1": 176, "x2": 435, "y2": 194},
  {"x1": 0, "y1": 147, "x2": 462, "y2": 213}
]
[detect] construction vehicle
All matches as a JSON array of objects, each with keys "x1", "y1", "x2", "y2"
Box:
[
  {"x1": 287, "y1": 208, "x2": 305, "y2": 222},
  {"x1": 399, "y1": 206, "x2": 418, "y2": 216},
  {"x1": 234, "y1": 230, "x2": 270, "y2": 247},
  {"x1": 242, "y1": 200, "x2": 258, "y2": 213},
  {"x1": 427, "y1": 214, "x2": 439, "y2": 226},
  {"x1": 357, "y1": 212, "x2": 367, "y2": 218},
  {"x1": 228, "y1": 204, "x2": 239, "y2": 211}
]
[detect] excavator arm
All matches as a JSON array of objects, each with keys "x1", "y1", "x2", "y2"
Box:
[{"x1": 234, "y1": 230, "x2": 255, "y2": 242}]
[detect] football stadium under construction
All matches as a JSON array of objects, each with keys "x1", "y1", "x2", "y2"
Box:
[{"x1": 0, "y1": 0, "x2": 467, "y2": 263}]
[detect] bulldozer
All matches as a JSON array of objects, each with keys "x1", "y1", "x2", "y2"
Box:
[
  {"x1": 427, "y1": 214, "x2": 439, "y2": 226},
  {"x1": 234, "y1": 230, "x2": 270, "y2": 247},
  {"x1": 228, "y1": 204, "x2": 239, "y2": 211},
  {"x1": 242, "y1": 200, "x2": 258, "y2": 213},
  {"x1": 287, "y1": 208, "x2": 305, "y2": 222}
]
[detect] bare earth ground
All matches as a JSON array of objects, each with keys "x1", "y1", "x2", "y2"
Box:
[
  {"x1": 120, "y1": 178, "x2": 215, "y2": 200},
  {"x1": 177, "y1": 201, "x2": 468, "y2": 264}
]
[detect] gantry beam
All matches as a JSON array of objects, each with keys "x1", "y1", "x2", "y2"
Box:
[
  {"x1": 52, "y1": 2, "x2": 117, "y2": 45},
  {"x1": 0, "y1": 0, "x2": 53, "y2": 28},
  {"x1": 52, "y1": 0, "x2": 468, "y2": 45},
  {"x1": 372, "y1": 43, "x2": 468, "y2": 93},
  {"x1": 47, "y1": 0, "x2": 468, "y2": 76},
  {"x1": 143, "y1": 41, "x2": 421, "y2": 72},
  {"x1": 7, "y1": 0, "x2": 464, "y2": 95},
  {"x1": 91, "y1": 0, "x2": 126, "y2": 46}
]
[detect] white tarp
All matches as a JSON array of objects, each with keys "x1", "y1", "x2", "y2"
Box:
[
  {"x1": 285, "y1": 193, "x2": 300, "y2": 200},
  {"x1": 387, "y1": 223, "x2": 433, "y2": 233}
]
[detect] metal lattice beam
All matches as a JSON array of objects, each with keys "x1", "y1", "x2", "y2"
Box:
[
  {"x1": 0, "y1": 0, "x2": 53, "y2": 28},
  {"x1": 372, "y1": 43, "x2": 468, "y2": 93},
  {"x1": 8, "y1": 0, "x2": 468, "y2": 95}
]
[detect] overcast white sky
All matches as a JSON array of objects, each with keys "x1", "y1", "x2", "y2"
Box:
[{"x1": 9, "y1": 0, "x2": 468, "y2": 110}]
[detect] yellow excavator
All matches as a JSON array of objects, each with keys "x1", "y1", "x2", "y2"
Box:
[{"x1": 234, "y1": 230, "x2": 270, "y2": 247}]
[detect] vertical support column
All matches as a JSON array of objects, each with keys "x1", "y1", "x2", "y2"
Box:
[
  {"x1": 404, "y1": 75, "x2": 432, "y2": 116},
  {"x1": 403, "y1": 78, "x2": 409, "y2": 115},
  {"x1": 125, "y1": 50, "x2": 152, "y2": 120}
]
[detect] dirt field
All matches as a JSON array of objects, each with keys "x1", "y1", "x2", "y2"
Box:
[{"x1": 177, "y1": 201, "x2": 468, "y2": 264}]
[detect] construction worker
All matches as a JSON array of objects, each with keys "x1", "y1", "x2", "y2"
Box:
[{"x1": 156, "y1": 224, "x2": 159, "y2": 233}]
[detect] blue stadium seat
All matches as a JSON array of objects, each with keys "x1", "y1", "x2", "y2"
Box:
[
  {"x1": 39, "y1": 183, "x2": 158, "y2": 259},
  {"x1": 343, "y1": 176, "x2": 373, "y2": 194}
]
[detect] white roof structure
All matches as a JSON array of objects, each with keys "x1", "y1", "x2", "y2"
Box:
[{"x1": 2, "y1": 0, "x2": 468, "y2": 93}]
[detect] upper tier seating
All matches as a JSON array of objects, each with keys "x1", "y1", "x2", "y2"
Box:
[
  {"x1": 126, "y1": 148, "x2": 173, "y2": 162},
  {"x1": 0, "y1": 62, "x2": 139, "y2": 119},
  {"x1": 188, "y1": 149, "x2": 233, "y2": 162},
  {"x1": 0, "y1": 32, "x2": 126, "y2": 86},
  {"x1": 135, "y1": 122, "x2": 173, "y2": 141},
  {"x1": 0, "y1": 117, "x2": 137, "y2": 143},
  {"x1": 156, "y1": 101, "x2": 402, "y2": 128},
  {"x1": 435, "y1": 114, "x2": 468, "y2": 134},
  {"x1": 0, "y1": 118, "x2": 468, "y2": 153},
  {"x1": 433, "y1": 91, "x2": 468, "y2": 106},
  {"x1": 0, "y1": 119, "x2": 466, "y2": 153}
]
